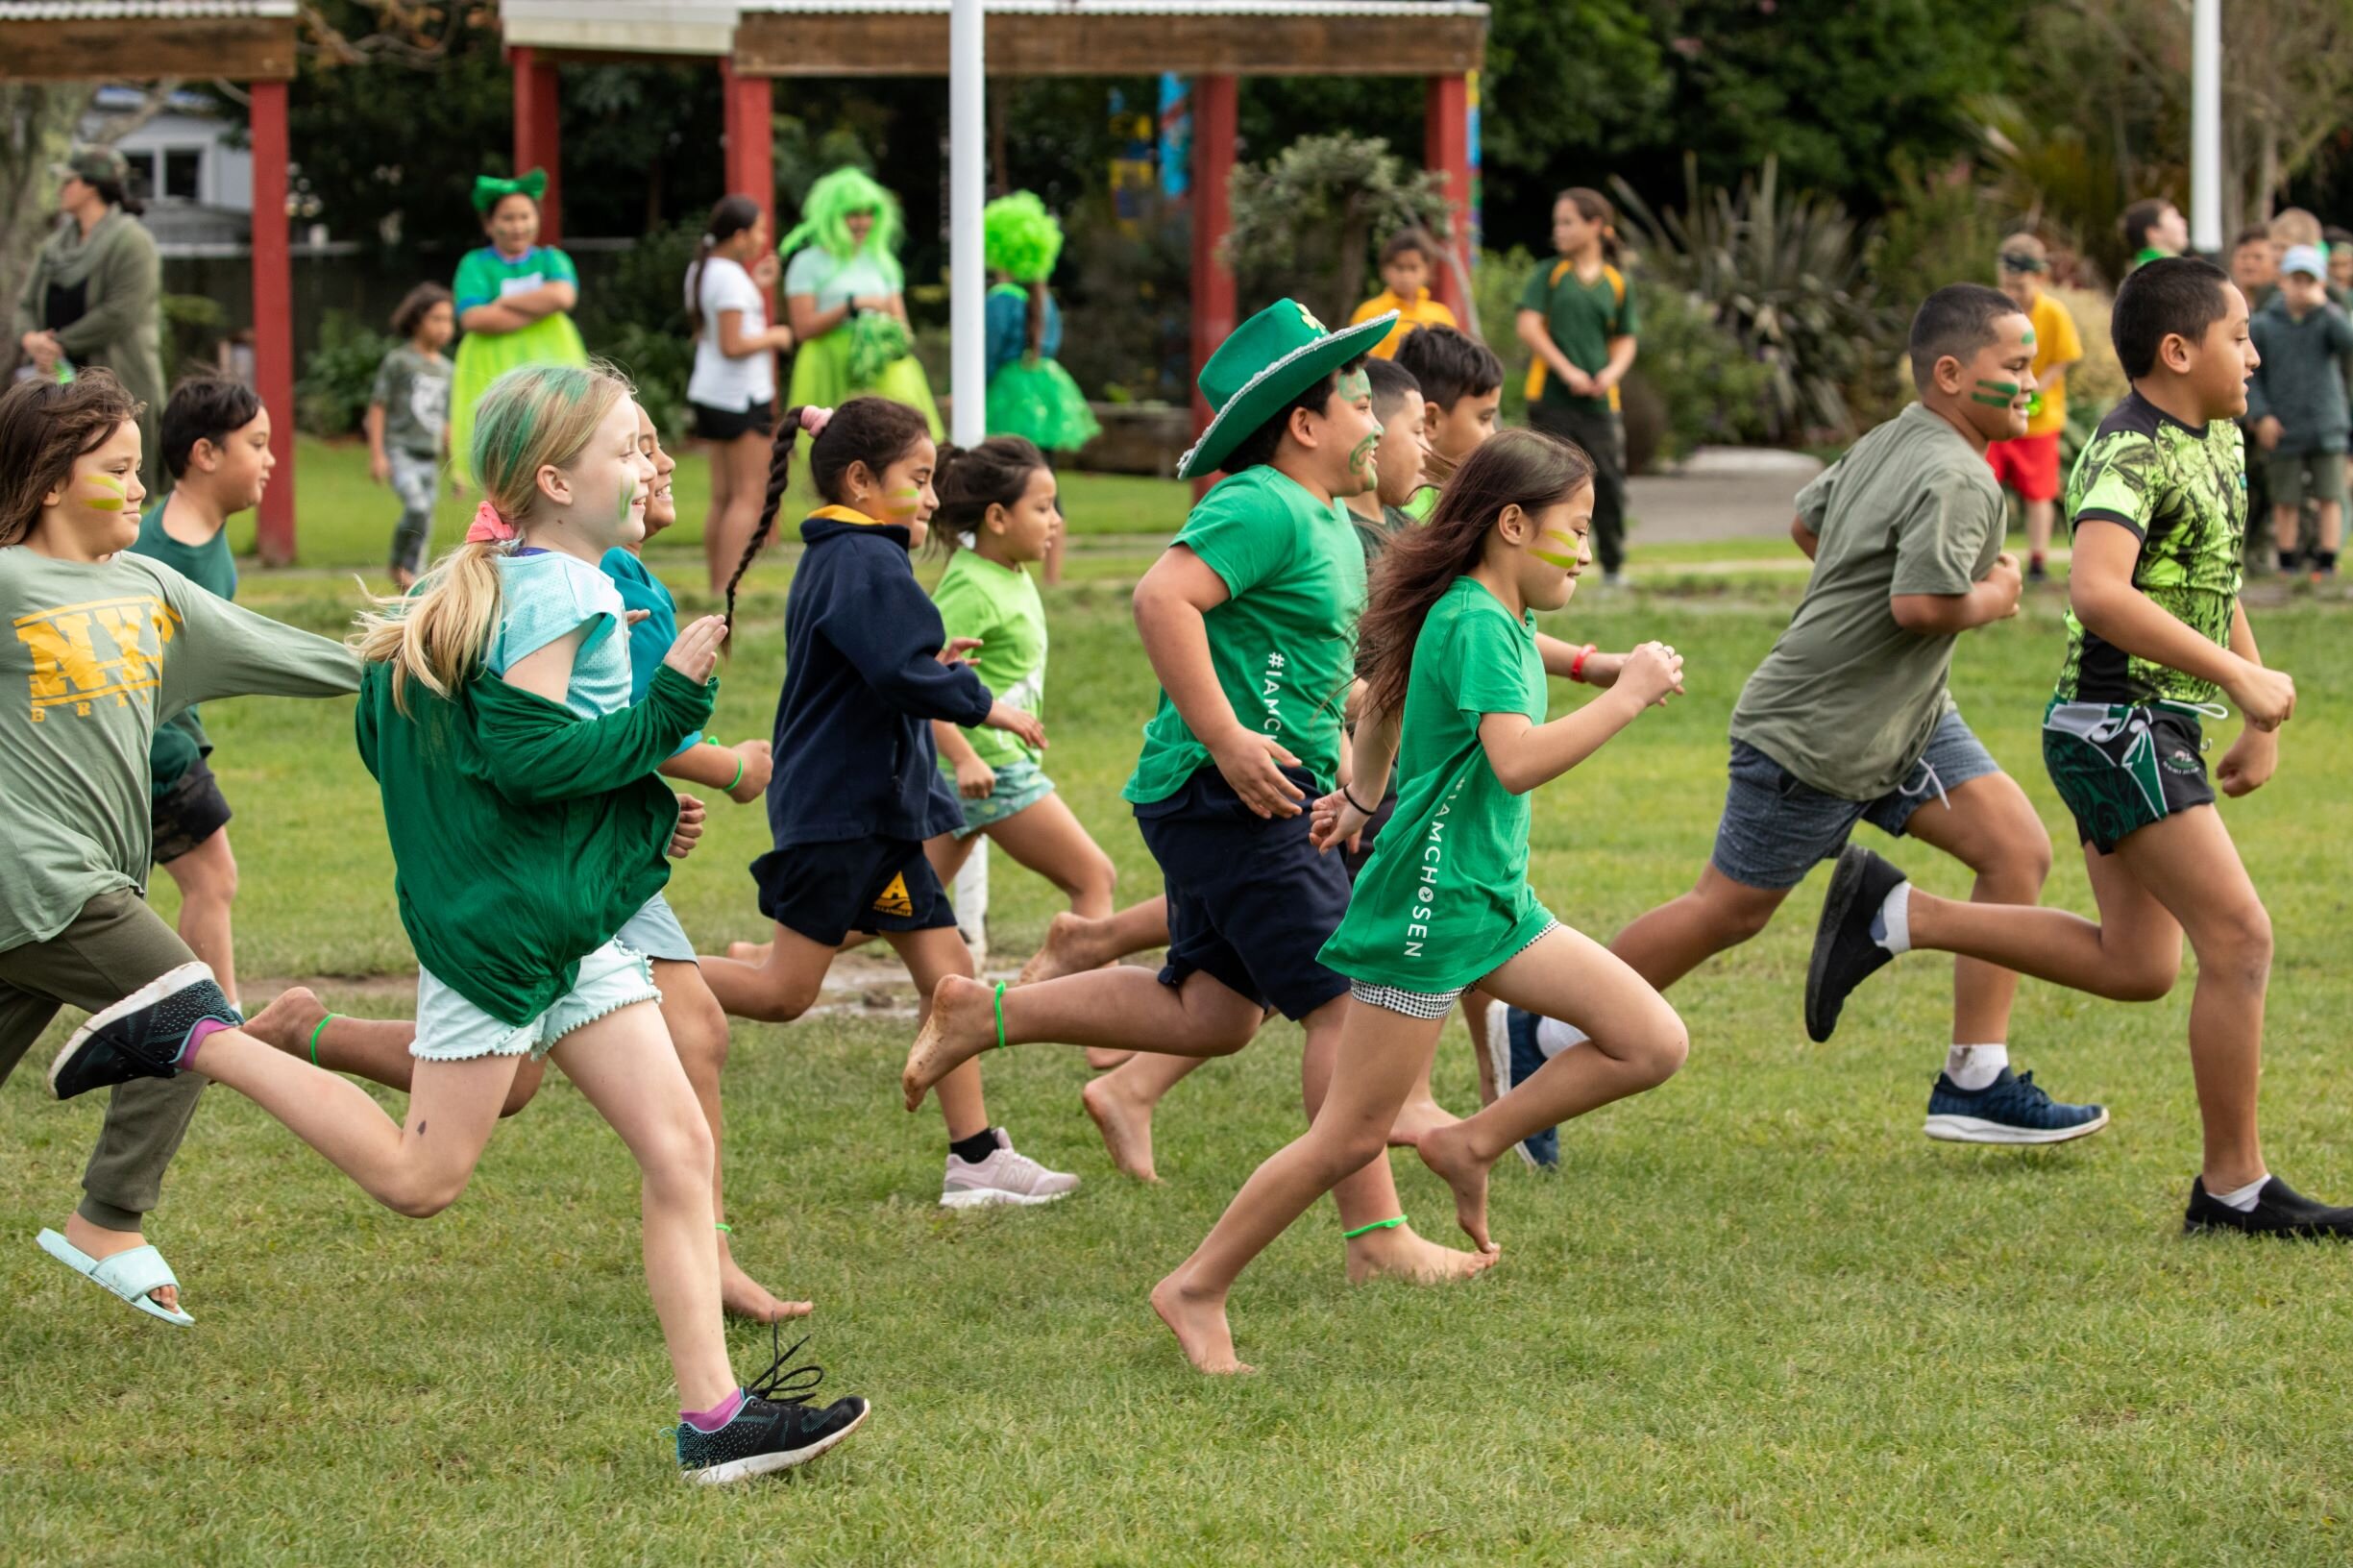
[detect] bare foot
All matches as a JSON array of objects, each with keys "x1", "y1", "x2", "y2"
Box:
[
  {"x1": 1386, "y1": 1092, "x2": 1458, "y2": 1148},
  {"x1": 720, "y1": 1254, "x2": 813, "y2": 1323},
  {"x1": 726, "y1": 939, "x2": 774, "y2": 965},
  {"x1": 900, "y1": 974, "x2": 998, "y2": 1111},
  {"x1": 1345, "y1": 1222, "x2": 1499, "y2": 1286},
  {"x1": 1151, "y1": 1270, "x2": 1252, "y2": 1374},
  {"x1": 1413, "y1": 1121, "x2": 1495, "y2": 1253},
  {"x1": 1084, "y1": 1047, "x2": 1135, "y2": 1071},
  {"x1": 63, "y1": 1212, "x2": 183, "y2": 1315},
  {"x1": 1081, "y1": 1072, "x2": 1161, "y2": 1183},
  {"x1": 244, "y1": 986, "x2": 327, "y2": 1055},
  {"x1": 1015, "y1": 911, "x2": 1111, "y2": 988}
]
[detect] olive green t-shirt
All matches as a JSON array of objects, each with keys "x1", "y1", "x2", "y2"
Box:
[
  {"x1": 1518, "y1": 257, "x2": 1637, "y2": 416},
  {"x1": 932, "y1": 548, "x2": 1045, "y2": 770},
  {"x1": 129, "y1": 503, "x2": 238, "y2": 793},
  {"x1": 1320, "y1": 576, "x2": 1555, "y2": 992},
  {"x1": 1728, "y1": 401, "x2": 2005, "y2": 799},
  {"x1": 1123, "y1": 466, "x2": 1367, "y2": 804}
]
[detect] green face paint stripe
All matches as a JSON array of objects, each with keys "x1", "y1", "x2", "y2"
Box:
[
  {"x1": 1336, "y1": 370, "x2": 1371, "y2": 403},
  {"x1": 2021, "y1": 330, "x2": 2036, "y2": 347},
  {"x1": 1533, "y1": 527, "x2": 1583, "y2": 568},
  {"x1": 1974, "y1": 380, "x2": 2021, "y2": 397},
  {"x1": 1532, "y1": 549, "x2": 1580, "y2": 568},
  {"x1": 1970, "y1": 393, "x2": 2017, "y2": 408},
  {"x1": 1347, "y1": 433, "x2": 1379, "y2": 469}
]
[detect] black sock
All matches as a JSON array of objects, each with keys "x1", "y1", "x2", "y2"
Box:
[
  {"x1": 948, "y1": 1129, "x2": 999, "y2": 1165},
  {"x1": 2280, "y1": 548, "x2": 2300, "y2": 573},
  {"x1": 2317, "y1": 550, "x2": 2339, "y2": 574}
]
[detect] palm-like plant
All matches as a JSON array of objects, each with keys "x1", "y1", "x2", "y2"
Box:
[{"x1": 1611, "y1": 156, "x2": 1898, "y2": 441}]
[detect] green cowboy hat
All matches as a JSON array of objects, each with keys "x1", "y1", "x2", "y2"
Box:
[{"x1": 1177, "y1": 298, "x2": 1398, "y2": 480}]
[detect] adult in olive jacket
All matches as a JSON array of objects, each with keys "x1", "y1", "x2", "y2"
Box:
[{"x1": 14, "y1": 147, "x2": 167, "y2": 493}]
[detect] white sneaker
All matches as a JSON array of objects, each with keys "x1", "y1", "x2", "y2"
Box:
[{"x1": 941, "y1": 1128, "x2": 1080, "y2": 1209}]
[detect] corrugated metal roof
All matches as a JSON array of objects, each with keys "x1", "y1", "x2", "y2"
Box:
[
  {"x1": 740, "y1": 2, "x2": 1485, "y2": 12},
  {"x1": 0, "y1": 1, "x2": 295, "y2": 16},
  {"x1": 497, "y1": 0, "x2": 746, "y2": 53}
]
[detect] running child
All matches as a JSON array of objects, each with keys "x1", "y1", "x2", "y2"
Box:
[
  {"x1": 1393, "y1": 324, "x2": 1503, "y2": 521},
  {"x1": 2, "y1": 370, "x2": 355, "y2": 1328},
  {"x1": 47, "y1": 363, "x2": 870, "y2": 1479},
  {"x1": 903, "y1": 299, "x2": 1494, "y2": 1287},
  {"x1": 1517, "y1": 188, "x2": 1636, "y2": 582},
  {"x1": 1496, "y1": 285, "x2": 2105, "y2": 1164},
  {"x1": 1351, "y1": 229, "x2": 1459, "y2": 361},
  {"x1": 367, "y1": 283, "x2": 454, "y2": 587},
  {"x1": 695, "y1": 399, "x2": 1078, "y2": 1210},
  {"x1": 247, "y1": 399, "x2": 804, "y2": 1322},
  {"x1": 1808, "y1": 257, "x2": 2353, "y2": 1237},
  {"x1": 130, "y1": 373, "x2": 275, "y2": 1019},
  {"x1": 1149, "y1": 429, "x2": 1688, "y2": 1373}
]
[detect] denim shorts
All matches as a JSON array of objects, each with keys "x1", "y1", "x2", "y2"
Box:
[
  {"x1": 947, "y1": 757, "x2": 1056, "y2": 839},
  {"x1": 411, "y1": 939, "x2": 661, "y2": 1063},
  {"x1": 1711, "y1": 710, "x2": 2002, "y2": 891}
]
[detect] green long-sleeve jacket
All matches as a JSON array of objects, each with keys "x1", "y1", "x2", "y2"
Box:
[
  {"x1": 13, "y1": 209, "x2": 166, "y2": 493},
  {"x1": 355, "y1": 660, "x2": 714, "y2": 1026}
]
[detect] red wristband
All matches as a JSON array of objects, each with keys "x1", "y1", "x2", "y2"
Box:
[{"x1": 1568, "y1": 644, "x2": 1597, "y2": 684}]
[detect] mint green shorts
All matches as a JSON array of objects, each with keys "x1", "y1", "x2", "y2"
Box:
[
  {"x1": 411, "y1": 939, "x2": 661, "y2": 1063},
  {"x1": 948, "y1": 758, "x2": 1056, "y2": 840}
]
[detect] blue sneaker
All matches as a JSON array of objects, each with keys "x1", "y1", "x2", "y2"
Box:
[
  {"x1": 1483, "y1": 1006, "x2": 1558, "y2": 1168},
  {"x1": 1924, "y1": 1066, "x2": 2108, "y2": 1145}
]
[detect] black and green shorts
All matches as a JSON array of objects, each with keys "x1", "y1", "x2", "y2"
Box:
[{"x1": 2042, "y1": 699, "x2": 2218, "y2": 854}]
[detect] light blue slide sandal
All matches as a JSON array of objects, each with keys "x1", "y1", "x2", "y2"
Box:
[{"x1": 37, "y1": 1229, "x2": 195, "y2": 1327}]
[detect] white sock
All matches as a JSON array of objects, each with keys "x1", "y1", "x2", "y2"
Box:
[
  {"x1": 1943, "y1": 1042, "x2": 2008, "y2": 1091},
  {"x1": 2213, "y1": 1174, "x2": 2269, "y2": 1213},
  {"x1": 1869, "y1": 884, "x2": 1912, "y2": 954},
  {"x1": 1534, "y1": 1017, "x2": 1588, "y2": 1059}
]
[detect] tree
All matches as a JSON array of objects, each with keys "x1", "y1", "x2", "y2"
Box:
[{"x1": 1224, "y1": 134, "x2": 1453, "y2": 329}]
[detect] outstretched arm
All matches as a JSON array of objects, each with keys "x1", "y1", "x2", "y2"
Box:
[{"x1": 1478, "y1": 642, "x2": 1682, "y2": 795}]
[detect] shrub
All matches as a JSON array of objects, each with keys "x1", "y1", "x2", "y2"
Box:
[
  {"x1": 1630, "y1": 280, "x2": 1773, "y2": 464},
  {"x1": 159, "y1": 293, "x2": 228, "y2": 389},
  {"x1": 296, "y1": 309, "x2": 395, "y2": 437},
  {"x1": 1225, "y1": 133, "x2": 1455, "y2": 329}
]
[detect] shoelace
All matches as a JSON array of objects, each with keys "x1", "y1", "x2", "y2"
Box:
[{"x1": 746, "y1": 1320, "x2": 827, "y2": 1409}]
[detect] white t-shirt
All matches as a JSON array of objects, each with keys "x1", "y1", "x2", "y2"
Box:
[{"x1": 686, "y1": 256, "x2": 775, "y2": 411}]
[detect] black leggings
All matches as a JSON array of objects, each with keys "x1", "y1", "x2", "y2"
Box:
[{"x1": 1529, "y1": 402, "x2": 1628, "y2": 575}]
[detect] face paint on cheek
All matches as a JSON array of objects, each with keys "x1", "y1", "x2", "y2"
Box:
[
  {"x1": 882, "y1": 486, "x2": 923, "y2": 521},
  {"x1": 1532, "y1": 528, "x2": 1583, "y2": 570},
  {"x1": 80, "y1": 473, "x2": 127, "y2": 512},
  {"x1": 1347, "y1": 433, "x2": 1379, "y2": 474},
  {"x1": 1973, "y1": 379, "x2": 2023, "y2": 409}
]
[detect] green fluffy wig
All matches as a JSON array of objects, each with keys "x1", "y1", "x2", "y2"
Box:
[
  {"x1": 778, "y1": 167, "x2": 906, "y2": 289},
  {"x1": 983, "y1": 192, "x2": 1065, "y2": 284}
]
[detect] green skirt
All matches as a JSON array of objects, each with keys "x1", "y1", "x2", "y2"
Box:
[
  {"x1": 987, "y1": 357, "x2": 1102, "y2": 453},
  {"x1": 450, "y1": 312, "x2": 590, "y2": 486},
  {"x1": 786, "y1": 326, "x2": 943, "y2": 440}
]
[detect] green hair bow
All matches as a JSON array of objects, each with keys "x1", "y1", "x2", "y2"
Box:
[{"x1": 473, "y1": 168, "x2": 549, "y2": 214}]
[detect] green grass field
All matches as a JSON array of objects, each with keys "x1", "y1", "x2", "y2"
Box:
[{"x1": 8, "y1": 552, "x2": 2353, "y2": 1564}]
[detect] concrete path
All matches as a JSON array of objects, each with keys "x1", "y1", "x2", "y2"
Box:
[{"x1": 1628, "y1": 446, "x2": 1825, "y2": 546}]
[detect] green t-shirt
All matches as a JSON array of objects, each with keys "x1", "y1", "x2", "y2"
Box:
[
  {"x1": 0, "y1": 545, "x2": 359, "y2": 952},
  {"x1": 370, "y1": 345, "x2": 452, "y2": 457},
  {"x1": 1122, "y1": 466, "x2": 1367, "y2": 805},
  {"x1": 1728, "y1": 402, "x2": 2005, "y2": 799},
  {"x1": 1320, "y1": 576, "x2": 1554, "y2": 992},
  {"x1": 129, "y1": 504, "x2": 238, "y2": 793},
  {"x1": 451, "y1": 244, "x2": 578, "y2": 314},
  {"x1": 1517, "y1": 257, "x2": 1637, "y2": 415},
  {"x1": 2057, "y1": 390, "x2": 2246, "y2": 707},
  {"x1": 932, "y1": 548, "x2": 1044, "y2": 770}
]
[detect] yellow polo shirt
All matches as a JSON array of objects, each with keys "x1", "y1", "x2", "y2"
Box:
[{"x1": 1351, "y1": 287, "x2": 1459, "y2": 359}]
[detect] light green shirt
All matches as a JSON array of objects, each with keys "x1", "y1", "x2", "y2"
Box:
[
  {"x1": 1123, "y1": 466, "x2": 1367, "y2": 805},
  {"x1": 1728, "y1": 401, "x2": 2004, "y2": 798},
  {"x1": 0, "y1": 546, "x2": 360, "y2": 951},
  {"x1": 932, "y1": 548, "x2": 1044, "y2": 770},
  {"x1": 1321, "y1": 576, "x2": 1554, "y2": 992}
]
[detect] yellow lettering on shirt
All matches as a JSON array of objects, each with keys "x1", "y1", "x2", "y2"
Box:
[{"x1": 12, "y1": 594, "x2": 178, "y2": 721}]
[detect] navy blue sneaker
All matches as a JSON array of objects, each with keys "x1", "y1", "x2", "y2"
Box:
[
  {"x1": 1805, "y1": 845, "x2": 1908, "y2": 1042},
  {"x1": 1923, "y1": 1066, "x2": 2109, "y2": 1144},
  {"x1": 1483, "y1": 1006, "x2": 1558, "y2": 1168}
]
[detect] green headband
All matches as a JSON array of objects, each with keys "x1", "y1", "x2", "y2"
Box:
[{"x1": 473, "y1": 169, "x2": 548, "y2": 214}]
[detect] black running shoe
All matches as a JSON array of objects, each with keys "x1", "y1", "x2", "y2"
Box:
[
  {"x1": 676, "y1": 1330, "x2": 870, "y2": 1485},
  {"x1": 2183, "y1": 1176, "x2": 2353, "y2": 1238},
  {"x1": 48, "y1": 961, "x2": 234, "y2": 1100},
  {"x1": 1804, "y1": 845, "x2": 1909, "y2": 1044}
]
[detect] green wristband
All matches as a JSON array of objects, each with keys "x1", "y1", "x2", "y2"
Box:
[
  {"x1": 714, "y1": 1222, "x2": 732, "y2": 1235},
  {"x1": 1340, "y1": 1215, "x2": 1407, "y2": 1240},
  {"x1": 727, "y1": 751, "x2": 746, "y2": 794},
  {"x1": 308, "y1": 1013, "x2": 336, "y2": 1066}
]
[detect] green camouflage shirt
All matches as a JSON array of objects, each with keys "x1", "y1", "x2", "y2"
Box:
[{"x1": 2057, "y1": 391, "x2": 2245, "y2": 705}]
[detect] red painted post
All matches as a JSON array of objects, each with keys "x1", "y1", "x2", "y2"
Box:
[
  {"x1": 510, "y1": 46, "x2": 563, "y2": 243},
  {"x1": 720, "y1": 57, "x2": 777, "y2": 320},
  {"x1": 1189, "y1": 73, "x2": 1238, "y2": 489},
  {"x1": 249, "y1": 79, "x2": 295, "y2": 565},
  {"x1": 1424, "y1": 73, "x2": 1472, "y2": 324}
]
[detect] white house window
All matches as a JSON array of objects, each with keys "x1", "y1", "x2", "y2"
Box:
[{"x1": 161, "y1": 148, "x2": 203, "y2": 203}]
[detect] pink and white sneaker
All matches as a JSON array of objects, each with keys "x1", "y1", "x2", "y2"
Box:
[{"x1": 941, "y1": 1128, "x2": 1079, "y2": 1209}]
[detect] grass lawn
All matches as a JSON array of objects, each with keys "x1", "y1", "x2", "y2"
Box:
[{"x1": 9, "y1": 562, "x2": 2353, "y2": 1564}]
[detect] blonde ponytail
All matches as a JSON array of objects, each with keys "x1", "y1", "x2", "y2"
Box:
[{"x1": 351, "y1": 360, "x2": 631, "y2": 711}]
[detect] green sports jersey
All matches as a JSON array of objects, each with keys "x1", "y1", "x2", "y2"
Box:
[
  {"x1": 2058, "y1": 391, "x2": 2246, "y2": 706},
  {"x1": 1319, "y1": 576, "x2": 1554, "y2": 992}
]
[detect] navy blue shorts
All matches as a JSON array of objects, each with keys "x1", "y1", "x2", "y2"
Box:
[
  {"x1": 751, "y1": 836, "x2": 957, "y2": 945},
  {"x1": 1134, "y1": 765, "x2": 1352, "y2": 1021}
]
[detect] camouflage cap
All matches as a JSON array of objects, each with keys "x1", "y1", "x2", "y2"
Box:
[{"x1": 53, "y1": 146, "x2": 129, "y2": 187}]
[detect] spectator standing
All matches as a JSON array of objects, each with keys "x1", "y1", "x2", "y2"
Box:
[
  {"x1": 2247, "y1": 245, "x2": 2353, "y2": 581},
  {"x1": 1986, "y1": 236, "x2": 2084, "y2": 583}
]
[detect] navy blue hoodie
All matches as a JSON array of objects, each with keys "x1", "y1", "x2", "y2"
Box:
[{"x1": 765, "y1": 508, "x2": 993, "y2": 847}]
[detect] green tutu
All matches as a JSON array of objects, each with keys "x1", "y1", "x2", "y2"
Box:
[
  {"x1": 987, "y1": 357, "x2": 1101, "y2": 453},
  {"x1": 449, "y1": 312, "x2": 589, "y2": 487},
  {"x1": 787, "y1": 324, "x2": 943, "y2": 439}
]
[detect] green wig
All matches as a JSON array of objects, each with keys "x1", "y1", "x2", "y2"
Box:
[
  {"x1": 983, "y1": 192, "x2": 1065, "y2": 284},
  {"x1": 779, "y1": 167, "x2": 905, "y2": 290}
]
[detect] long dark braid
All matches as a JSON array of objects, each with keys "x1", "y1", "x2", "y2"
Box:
[{"x1": 723, "y1": 409, "x2": 806, "y2": 635}]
